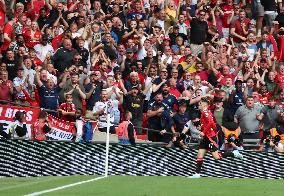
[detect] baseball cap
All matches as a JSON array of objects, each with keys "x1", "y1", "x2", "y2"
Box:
[
  {"x1": 173, "y1": 24, "x2": 179, "y2": 29},
  {"x1": 126, "y1": 48, "x2": 134, "y2": 53}
]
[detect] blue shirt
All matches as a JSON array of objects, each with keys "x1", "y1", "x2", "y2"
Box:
[
  {"x1": 84, "y1": 81, "x2": 103, "y2": 111},
  {"x1": 38, "y1": 85, "x2": 61, "y2": 111},
  {"x1": 163, "y1": 94, "x2": 178, "y2": 110}
]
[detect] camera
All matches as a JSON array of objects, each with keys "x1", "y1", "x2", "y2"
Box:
[
  {"x1": 264, "y1": 136, "x2": 272, "y2": 148},
  {"x1": 264, "y1": 135, "x2": 280, "y2": 148},
  {"x1": 227, "y1": 134, "x2": 240, "y2": 146}
]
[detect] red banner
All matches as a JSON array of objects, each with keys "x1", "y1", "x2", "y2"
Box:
[
  {"x1": 0, "y1": 104, "x2": 76, "y2": 141},
  {"x1": 0, "y1": 104, "x2": 39, "y2": 123},
  {"x1": 45, "y1": 115, "x2": 75, "y2": 141},
  {"x1": 0, "y1": 104, "x2": 40, "y2": 138}
]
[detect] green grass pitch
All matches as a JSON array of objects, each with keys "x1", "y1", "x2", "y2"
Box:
[{"x1": 0, "y1": 175, "x2": 283, "y2": 196}]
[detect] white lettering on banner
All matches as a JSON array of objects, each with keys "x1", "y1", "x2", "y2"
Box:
[
  {"x1": 46, "y1": 128, "x2": 73, "y2": 140},
  {"x1": 5, "y1": 108, "x2": 13, "y2": 118},
  {"x1": 50, "y1": 118, "x2": 70, "y2": 130},
  {"x1": 26, "y1": 111, "x2": 33, "y2": 121},
  {"x1": 4, "y1": 108, "x2": 33, "y2": 122},
  {"x1": 0, "y1": 107, "x2": 3, "y2": 116}
]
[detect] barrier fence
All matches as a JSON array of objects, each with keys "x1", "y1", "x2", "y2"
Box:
[
  {"x1": 0, "y1": 140, "x2": 283, "y2": 179},
  {"x1": 0, "y1": 100, "x2": 171, "y2": 142}
]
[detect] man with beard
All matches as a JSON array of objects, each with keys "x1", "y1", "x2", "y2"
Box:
[
  {"x1": 9, "y1": 34, "x2": 27, "y2": 52},
  {"x1": 35, "y1": 68, "x2": 63, "y2": 116},
  {"x1": 37, "y1": 8, "x2": 48, "y2": 29},
  {"x1": 93, "y1": 89, "x2": 123, "y2": 134},
  {"x1": 85, "y1": 71, "x2": 104, "y2": 112},
  {"x1": 2, "y1": 50, "x2": 21, "y2": 80},
  {"x1": 168, "y1": 100, "x2": 191, "y2": 148},
  {"x1": 60, "y1": 72, "x2": 86, "y2": 110},
  {"x1": 147, "y1": 93, "x2": 174, "y2": 142},
  {"x1": 151, "y1": 68, "x2": 168, "y2": 99},
  {"x1": 124, "y1": 85, "x2": 150, "y2": 134},
  {"x1": 34, "y1": 34, "x2": 54, "y2": 62},
  {"x1": 230, "y1": 9, "x2": 251, "y2": 44},
  {"x1": 229, "y1": 80, "x2": 245, "y2": 115},
  {"x1": 257, "y1": 96, "x2": 283, "y2": 140},
  {"x1": 141, "y1": 49, "x2": 158, "y2": 70},
  {"x1": 121, "y1": 48, "x2": 137, "y2": 79},
  {"x1": 52, "y1": 39, "x2": 76, "y2": 73},
  {"x1": 161, "y1": 82, "x2": 178, "y2": 110}
]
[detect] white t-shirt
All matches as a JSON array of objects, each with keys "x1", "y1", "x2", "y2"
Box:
[
  {"x1": 144, "y1": 76, "x2": 154, "y2": 101},
  {"x1": 105, "y1": 86, "x2": 122, "y2": 101},
  {"x1": 157, "y1": 20, "x2": 165, "y2": 31},
  {"x1": 161, "y1": 54, "x2": 173, "y2": 64},
  {"x1": 13, "y1": 77, "x2": 26, "y2": 98},
  {"x1": 93, "y1": 100, "x2": 119, "y2": 128},
  {"x1": 137, "y1": 47, "x2": 157, "y2": 60},
  {"x1": 23, "y1": 67, "x2": 36, "y2": 85},
  {"x1": 34, "y1": 44, "x2": 54, "y2": 62}
]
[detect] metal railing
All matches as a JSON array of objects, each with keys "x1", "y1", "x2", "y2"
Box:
[{"x1": 0, "y1": 99, "x2": 171, "y2": 141}]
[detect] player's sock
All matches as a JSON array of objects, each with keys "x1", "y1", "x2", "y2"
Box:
[
  {"x1": 220, "y1": 151, "x2": 234, "y2": 158},
  {"x1": 195, "y1": 158, "x2": 203, "y2": 174}
]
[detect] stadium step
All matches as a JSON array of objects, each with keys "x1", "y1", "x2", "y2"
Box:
[{"x1": 93, "y1": 131, "x2": 151, "y2": 144}]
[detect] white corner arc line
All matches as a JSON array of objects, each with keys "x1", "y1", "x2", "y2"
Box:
[{"x1": 24, "y1": 176, "x2": 107, "y2": 196}]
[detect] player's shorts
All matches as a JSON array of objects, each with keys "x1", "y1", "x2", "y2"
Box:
[{"x1": 199, "y1": 136, "x2": 219, "y2": 152}]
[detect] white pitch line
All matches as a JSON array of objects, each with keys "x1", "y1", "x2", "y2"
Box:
[{"x1": 24, "y1": 176, "x2": 107, "y2": 196}]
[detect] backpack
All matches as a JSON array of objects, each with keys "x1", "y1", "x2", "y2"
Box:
[{"x1": 83, "y1": 121, "x2": 93, "y2": 143}]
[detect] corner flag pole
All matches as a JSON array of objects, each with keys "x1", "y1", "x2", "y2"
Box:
[{"x1": 104, "y1": 108, "x2": 110, "y2": 177}]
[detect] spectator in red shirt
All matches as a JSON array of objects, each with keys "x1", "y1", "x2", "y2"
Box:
[
  {"x1": 0, "y1": 0, "x2": 6, "y2": 28},
  {"x1": 277, "y1": 91, "x2": 284, "y2": 109},
  {"x1": 24, "y1": 21, "x2": 42, "y2": 49},
  {"x1": 32, "y1": 110, "x2": 51, "y2": 141},
  {"x1": 58, "y1": 94, "x2": 76, "y2": 122},
  {"x1": 230, "y1": 9, "x2": 250, "y2": 44},
  {"x1": 2, "y1": 15, "x2": 16, "y2": 52},
  {"x1": 22, "y1": 86, "x2": 40, "y2": 107},
  {"x1": 258, "y1": 85, "x2": 271, "y2": 105},
  {"x1": 192, "y1": 62, "x2": 209, "y2": 81},
  {"x1": 221, "y1": 0, "x2": 234, "y2": 38},
  {"x1": 211, "y1": 64, "x2": 242, "y2": 86},
  {"x1": 0, "y1": 70, "x2": 13, "y2": 101},
  {"x1": 13, "y1": 2, "x2": 28, "y2": 20},
  {"x1": 27, "y1": 0, "x2": 45, "y2": 21},
  {"x1": 276, "y1": 64, "x2": 284, "y2": 89}
]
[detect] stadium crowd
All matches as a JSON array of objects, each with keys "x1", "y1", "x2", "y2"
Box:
[{"x1": 0, "y1": 0, "x2": 284, "y2": 151}]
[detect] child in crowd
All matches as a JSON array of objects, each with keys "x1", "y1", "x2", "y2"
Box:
[
  {"x1": 58, "y1": 94, "x2": 76, "y2": 122},
  {"x1": 32, "y1": 110, "x2": 51, "y2": 141}
]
